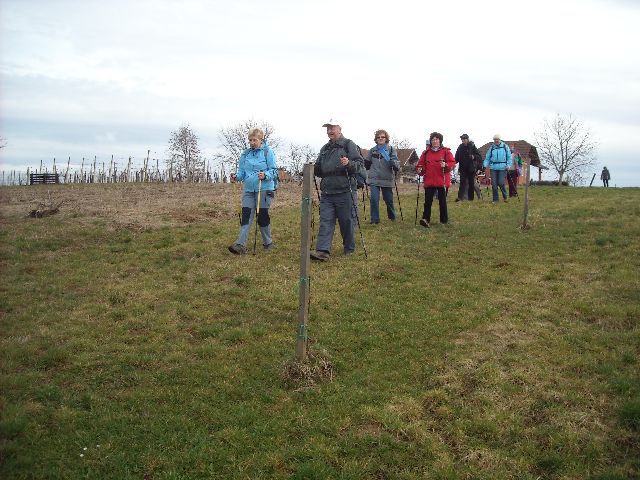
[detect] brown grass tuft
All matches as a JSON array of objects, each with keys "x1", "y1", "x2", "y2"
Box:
[{"x1": 281, "y1": 346, "x2": 334, "y2": 390}]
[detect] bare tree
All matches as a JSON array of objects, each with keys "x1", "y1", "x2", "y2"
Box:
[
  {"x1": 391, "y1": 136, "x2": 413, "y2": 149},
  {"x1": 286, "y1": 143, "x2": 316, "y2": 177},
  {"x1": 166, "y1": 124, "x2": 204, "y2": 182},
  {"x1": 215, "y1": 119, "x2": 281, "y2": 173},
  {"x1": 534, "y1": 113, "x2": 597, "y2": 185},
  {"x1": 0, "y1": 137, "x2": 6, "y2": 149}
]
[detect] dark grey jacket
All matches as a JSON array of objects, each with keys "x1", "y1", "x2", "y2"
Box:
[
  {"x1": 365, "y1": 144, "x2": 400, "y2": 188},
  {"x1": 314, "y1": 135, "x2": 364, "y2": 195}
]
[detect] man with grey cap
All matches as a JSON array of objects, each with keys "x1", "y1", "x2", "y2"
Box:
[
  {"x1": 310, "y1": 119, "x2": 364, "y2": 261},
  {"x1": 454, "y1": 133, "x2": 481, "y2": 201}
]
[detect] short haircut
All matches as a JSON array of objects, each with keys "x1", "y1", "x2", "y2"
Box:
[
  {"x1": 374, "y1": 129, "x2": 390, "y2": 144},
  {"x1": 429, "y1": 131, "x2": 444, "y2": 144},
  {"x1": 248, "y1": 128, "x2": 265, "y2": 141}
]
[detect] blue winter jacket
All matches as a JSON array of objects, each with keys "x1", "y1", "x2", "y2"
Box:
[
  {"x1": 235, "y1": 143, "x2": 278, "y2": 193},
  {"x1": 483, "y1": 141, "x2": 512, "y2": 171}
]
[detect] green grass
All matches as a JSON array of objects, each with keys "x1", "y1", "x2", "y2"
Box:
[{"x1": 1, "y1": 186, "x2": 639, "y2": 479}]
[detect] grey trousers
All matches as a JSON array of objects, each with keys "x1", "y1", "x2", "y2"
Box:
[
  {"x1": 316, "y1": 191, "x2": 356, "y2": 254},
  {"x1": 235, "y1": 190, "x2": 273, "y2": 247}
]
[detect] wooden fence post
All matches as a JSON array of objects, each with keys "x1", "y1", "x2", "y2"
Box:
[{"x1": 296, "y1": 163, "x2": 313, "y2": 361}]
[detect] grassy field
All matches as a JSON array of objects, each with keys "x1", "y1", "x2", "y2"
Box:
[{"x1": 1, "y1": 183, "x2": 639, "y2": 479}]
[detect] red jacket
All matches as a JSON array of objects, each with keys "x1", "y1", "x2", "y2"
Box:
[{"x1": 416, "y1": 147, "x2": 456, "y2": 187}]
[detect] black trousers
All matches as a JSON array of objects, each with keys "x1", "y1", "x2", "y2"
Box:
[
  {"x1": 458, "y1": 169, "x2": 476, "y2": 200},
  {"x1": 423, "y1": 187, "x2": 448, "y2": 224}
]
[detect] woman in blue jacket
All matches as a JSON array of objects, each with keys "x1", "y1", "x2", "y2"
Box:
[
  {"x1": 483, "y1": 133, "x2": 512, "y2": 203},
  {"x1": 228, "y1": 128, "x2": 278, "y2": 254},
  {"x1": 365, "y1": 129, "x2": 400, "y2": 224}
]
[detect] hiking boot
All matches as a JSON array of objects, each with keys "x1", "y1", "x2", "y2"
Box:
[
  {"x1": 419, "y1": 218, "x2": 430, "y2": 228},
  {"x1": 310, "y1": 250, "x2": 330, "y2": 261},
  {"x1": 263, "y1": 242, "x2": 275, "y2": 251},
  {"x1": 228, "y1": 243, "x2": 246, "y2": 255},
  {"x1": 503, "y1": 198, "x2": 508, "y2": 203},
  {"x1": 344, "y1": 250, "x2": 355, "y2": 256}
]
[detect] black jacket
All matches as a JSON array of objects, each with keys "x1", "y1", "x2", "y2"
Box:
[{"x1": 455, "y1": 141, "x2": 481, "y2": 173}]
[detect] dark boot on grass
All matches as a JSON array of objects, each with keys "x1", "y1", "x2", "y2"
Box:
[
  {"x1": 310, "y1": 250, "x2": 330, "y2": 261},
  {"x1": 228, "y1": 243, "x2": 247, "y2": 255}
]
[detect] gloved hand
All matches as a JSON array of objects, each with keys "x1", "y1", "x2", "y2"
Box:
[
  {"x1": 364, "y1": 159, "x2": 372, "y2": 170},
  {"x1": 391, "y1": 164, "x2": 399, "y2": 172}
]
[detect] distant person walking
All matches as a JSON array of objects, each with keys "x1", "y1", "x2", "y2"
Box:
[
  {"x1": 416, "y1": 132, "x2": 456, "y2": 227},
  {"x1": 454, "y1": 133, "x2": 481, "y2": 201},
  {"x1": 228, "y1": 128, "x2": 278, "y2": 254},
  {"x1": 364, "y1": 129, "x2": 400, "y2": 224},
  {"x1": 601, "y1": 166, "x2": 611, "y2": 187},
  {"x1": 483, "y1": 134, "x2": 512, "y2": 203},
  {"x1": 310, "y1": 119, "x2": 364, "y2": 261},
  {"x1": 506, "y1": 149, "x2": 522, "y2": 197}
]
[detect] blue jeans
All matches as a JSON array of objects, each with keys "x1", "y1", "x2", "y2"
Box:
[
  {"x1": 316, "y1": 191, "x2": 356, "y2": 254},
  {"x1": 235, "y1": 190, "x2": 273, "y2": 246},
  {"x1": 490, "y1": 169, "x2": 508, "y2": 202},
  {"x1": 369, "y1": 185, "x2": 396, "y2": 223}
]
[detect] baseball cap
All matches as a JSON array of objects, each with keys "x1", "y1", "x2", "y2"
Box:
[{"x1": 322, "y1": 118, "x2": 341, "y2": 127}]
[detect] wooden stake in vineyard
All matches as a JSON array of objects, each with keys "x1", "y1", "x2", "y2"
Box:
[
  {"x1": 144, "y1": 150, "x2": 150, "y2": 182},
  {"x1": 296, "y1": 163, "x2": 313, "y2": 361},
  {"x1": 65, "y1": 157, "x2": 70, "y2": 183}
]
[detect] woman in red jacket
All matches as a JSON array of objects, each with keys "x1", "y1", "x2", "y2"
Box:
[{"x1": 415, "y1": 132, "x2": 456, "y2": 227}]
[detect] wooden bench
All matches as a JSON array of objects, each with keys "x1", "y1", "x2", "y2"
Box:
[{"x1": 30, "y1": 173, "x2": 60, "y2": 185}]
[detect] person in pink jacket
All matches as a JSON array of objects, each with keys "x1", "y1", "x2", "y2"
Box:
[{"x1": 415, "y1": 132, "x2": 456, "y2": 227}]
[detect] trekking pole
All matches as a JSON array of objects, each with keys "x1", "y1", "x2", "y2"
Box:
[
  {"x1": 415, "y1": 175, "x2": 422, "y2": 225},
  {"x1": 362, "y1": 184, "x2": 367, "y2": 221},
  {"x1": 312, "y1": 173, "x2": 321, "y2": 247},
  {"x1": 393, "y1": 171, "x2": 404, "y2": 221},
  {"x1": 313, "y1": 174, "x2": 321, "y2": 203},
  {"x1": 345, "y1": 170, "x2": 367, "y2": 258},
  {"x1": 442, "y1": 165, "x2": 447, "y2": 197},
  {"x1": 252, "y1": 177, "x2": 262, "y2": 255}
]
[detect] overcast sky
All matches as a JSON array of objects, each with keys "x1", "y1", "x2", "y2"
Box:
[{"x1": 1, "y1": 0, "x2": 639, "y2": 185}]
